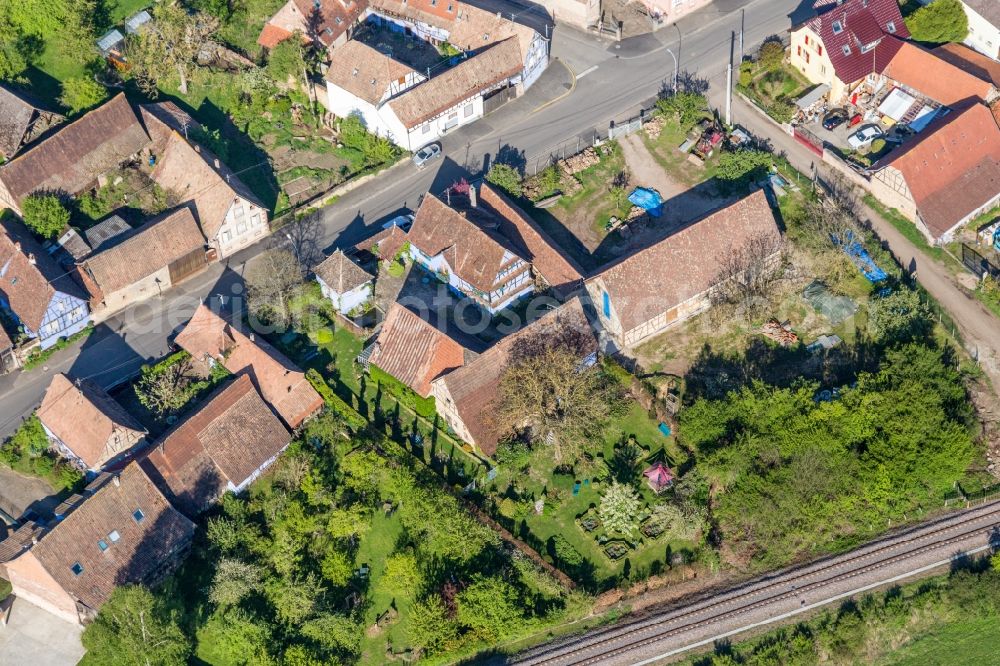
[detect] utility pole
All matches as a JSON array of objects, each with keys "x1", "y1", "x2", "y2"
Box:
[
  {"x1": 726, "y1": 31, "x2": 734, "y2": 126},
  {"x1": 726, "y1": 62, "x2": 732, "y2": 126}
]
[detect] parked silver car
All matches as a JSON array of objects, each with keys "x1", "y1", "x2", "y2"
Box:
[
  {"x1": 412, "y1": 143, "x2": 442, "y2": 168},
  {"x1": 382, "y1": 213, "x2": 414, "y2": 231},
  {"x1": 847, "y1": 124, "x2": 884, "y2": 150}
]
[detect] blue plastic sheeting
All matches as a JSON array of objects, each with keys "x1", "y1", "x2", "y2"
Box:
[
  {"x1": 628, "y1": 187, "x2": 664, "y2": 217},
  {"x1": 833, "y1": 231, "x2": 887, "y2": 283},
  {"x1": 658, "y1": 422, "x2": 672, "y2": 437}
]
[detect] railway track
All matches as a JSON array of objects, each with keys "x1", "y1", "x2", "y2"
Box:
[{"x1": 513, "y1": 500, "x2": 1000, "y2": 666}]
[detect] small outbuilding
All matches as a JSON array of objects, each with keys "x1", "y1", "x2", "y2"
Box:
[
  {"x1": 313, "y1": 249, "x2": 374, "y2": 316},
  {"x1": 643, "y1": 461, "x2": 674, "y2": 494}
]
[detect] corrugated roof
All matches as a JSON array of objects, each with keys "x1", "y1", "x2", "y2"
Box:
[
  {"x1": 587, "y1": 189, "x2": 781, "y2": 333},
  {"x1": 84, "y1": 215, "x2": 132, "y2": 250},
  {"x1": 31, "y1": 463, "x2": 194, "y2": 611},
  {"x1": 37, "y1": 373, "x2": 147, "y2": 470},
  {"x1": 388, "y1": 38, "x2": 522, "y2": 128},
  {"x1": 881, "y1": 102, "x2": 1000, "y2": 239},
  {"x1": 80, "y1": 208, "x2": 206, "y2": 296},
  {"x1": 368, "y1": 302, "x2": 469, "y2": 397},
  {"x1": 435, "y1": 297, "x2": 594, "y2": 455}
]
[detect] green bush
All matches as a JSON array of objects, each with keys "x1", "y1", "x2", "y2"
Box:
[
  {"x1": 368, "y1": 364, "x2": 437, "y2": 419},
  {"x1": 58, "y1": 77, "x2": 107, "y2": 115},
  {"x1": 757, "y1": 40, "x2": 785, "y2": 70},
  {"x1": 486, "y1": 163, "x2": 524, "y2": 198},
  {"x1": 869, "y1": 138, "x2": 887, "y2": 153},
  {"x1": 905, "y1": 0, "x2": 968, "y2": 43},
  {"x1": 305, "y1": 368, "x2": 366, "y2": 430},
  {"x1": 21, "y1": 193, "x2": 70, "y2": 239},
  {"x1": 767, "y1": 99, "x2": 795, "y2": 124}
]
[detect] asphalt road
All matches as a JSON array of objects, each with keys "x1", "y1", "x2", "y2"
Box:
[
  {"x1": 510, "y1": 499, "x2": 1000, "y2": 665},
  {"x1": 0, "y1": 0, "x2": 804, "y2": 440}
]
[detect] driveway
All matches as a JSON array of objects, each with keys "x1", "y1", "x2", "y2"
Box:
[
  {"x1": 0, "y1": 598, "x2": 84, "y2": 666},
  {"x1": 729, "y1": 94, "x2": 1000, "y2": 390}
]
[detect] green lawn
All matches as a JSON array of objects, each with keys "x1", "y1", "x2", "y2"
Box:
[
  {"x1": 641, "y1": 112, "x2": 720, "y2": 187},
  {"x1": 887, "y1": 615, "x2": 1000, "y2": 665},
  {"x1": 356, "y1": 511, "x2": 414, "y2": 666},
  {"x1": 515, "y1": 402, "x2": 697, "y2": 587}
]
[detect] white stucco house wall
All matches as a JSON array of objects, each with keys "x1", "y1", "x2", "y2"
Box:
[{"x1": 313, "y1": 249, "x2": 375, "y2": 316}]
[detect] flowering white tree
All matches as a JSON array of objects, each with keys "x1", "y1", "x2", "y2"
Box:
[{"x1": 598, "y1": 481, "x2": 642, "y2": 538}]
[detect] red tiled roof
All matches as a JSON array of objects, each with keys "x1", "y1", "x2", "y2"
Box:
[
  {"x1": 141, "y1": 374, "x2": 291, "y2": 514},
  {"x1": 355, "y1": 224, "x2": 409, "y2": 261},
  {"x1": 885, "y1": 42, "x2": 995, "y2": 107},
  {"x1": 368, "y1": 302, "x2": 469, "y2": 397},
  {"x1": 150, "y1": 132, "x2": 262, "y2": 241},
  {"x1": 434, "y1": 297, "x2": 595, "y2": 455},
  {"x1": 31, "y1": 463, "x2": 194, "y2": 611},
  {"x1": 325, "y1": 41, "x2": 417, "y2": 106},
  {"x1": 802, "y1": 0, "x2": 908, "y2": 85},
  {"x1": 79, "y1": 207, "x2": 206, "y2": 298},
  {"x1": 408, "y1": 192, "x2": 528, "y2": 293},
  {"x1": 388, "y1": 38, "x2": 523, "y2": 128},
  {"x1": 174, "y1": 305, "x2": 323, "y2": 429},
  {"x1": 258, "y1": 23, "x2": 294, "y2": 49},
  {"x1": 313, "y1": 248, "x2": 373, "y2": 294},
  {"x1": 587, "y1": 190, "x2": 781, "y2": 333},
  {"x1": 259, "y1": 0, "x2": 364, "y2": 50},
  {"x1": 0, "y1": 93, "x2": 149, "y2": 204},
  {"x1": 37, "y1": 373, "x2": 147, "y2": 470},
  {"x1": 882, "y1": 103, "x2": 1000, "y2": 240},
  {"x1": 932, "y1": 43, "x2": 1000, "y2": 89},
  {"x1": 0, "y1": 218, "x2": 86, "y2": 331},
  {"x1": 479, "y1": 183, "x2": 584, "y2": 298}
]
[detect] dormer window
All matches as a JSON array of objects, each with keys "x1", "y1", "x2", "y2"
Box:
[
  {"x1": 832, "y1": 20, "x2": 843, "y2": 35},
  {"x1": 842, "y1": 44, "x2": 851, "y2": 56},
  {"x1": 886, "y1": 21, "x2": 896, "y2": 34}
]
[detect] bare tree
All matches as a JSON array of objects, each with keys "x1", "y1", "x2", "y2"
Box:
[
  {"x1": 245, "y1": 249, "x2": 304, "y2": 327},
  {"x1": 279, "y1": 213, "x2": 325, "y2": 269},
  {"x1": 490, "y1": 321, "x2": 619, "y2": 462},
  {"x1": 711, "y1": 232, "x2": 786, "y2": 321}
]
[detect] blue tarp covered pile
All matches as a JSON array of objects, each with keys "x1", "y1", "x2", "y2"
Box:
[
  {"x1": 628, "y1": 187, "x2": 664, "y2": 217},
  {"x1": 833, "y1": 231, "x2": 887, "y2": 283}
]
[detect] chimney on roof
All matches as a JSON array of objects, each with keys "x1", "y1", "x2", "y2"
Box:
[
  {"x1": 195, "y1": 144, "x2": 201, "y2": 153},
  {"x1": 469, "y1": 183, "x2": 477, "y2": 207},
  {"x1": 112, "y1": 474, "x2": 120, "y2": 487},
  {"x1": 214, "y1": 158, "x2": 221, "y2": 169},
  {"x1": 27, "y1": 253, "x2": 35, "y2": 265},
  {"x1": 249, "y1": 332, "x2": 255, "y2": 342},
  {"x1": 13, "y1": 241, "x2": 21, "y2": 253}
]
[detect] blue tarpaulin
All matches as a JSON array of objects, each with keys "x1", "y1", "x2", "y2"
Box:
[
  {"x1": 833, "y1": 231, "x2": 887, "y2": 283},
  {"x1": 628, "y1": 187, "x2": 664, "y2": 217}
]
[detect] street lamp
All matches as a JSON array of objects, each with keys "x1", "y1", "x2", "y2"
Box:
[{"x1": 665, "y1": 47, "x2": 678, "y2": 93}]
